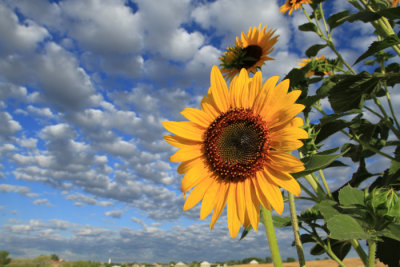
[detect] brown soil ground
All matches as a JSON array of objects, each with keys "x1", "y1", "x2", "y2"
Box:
[{"x1": 234, "y1": 258, "x2": 387, "y2": 267}]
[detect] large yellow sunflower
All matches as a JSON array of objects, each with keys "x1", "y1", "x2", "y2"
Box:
[
  {"x1": 163, "y1": 66, "x2": 307, "y2": 238},
  {"x1": 280, "y1": 0, "x2": 312, "y2": 16},
  {"x1": 220, "y1": 25, "x2": 278, "y2": 81}
]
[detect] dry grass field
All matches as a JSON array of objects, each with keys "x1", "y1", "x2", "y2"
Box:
[{"x1": 234, "y1": 258, "x2": 388, "y2": 267}]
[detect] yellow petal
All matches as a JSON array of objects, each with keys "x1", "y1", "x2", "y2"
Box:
[
  {"x1": 282, "y1": 90, "x2": 302, "y2": 107},
  {"x1": 268, "y1": 151, "x2": 305, "y2": 173},
  {"x1": 253, "y1": 76, "x2": 279, "y2": 114},
  {"x1": 247, "y1": 71, "x2": 262, "y2": 109},
  {"x1": 253, "y1": 173, "x2": 272, "y2": 210},
  {"x1": 210, "y1": 182, "x2": 229, "y2": 230},
  {"x1": 184, "y1": 177, "x2": 214, "y2": 211},
  {"x1": 244, "y1": 178, "x2": 259, "y2": 231},
  {"x1": 236, "y1": 181, "x2": 246, "y2": 224},
  {"x1": 210, "y1": 66, "x2": 229, "y2": 113},
  {"x1": 170, "y1": 144, "x2": 203, "y2": 162},
  {"x1": 177, "y1": 157, "x2": 202, "y2": 174},
  {"x1": 181, "y1": 108, "x2": 212, "y2": 128},
  {"x1": 261, "y1": 79, "x2": 290, "y2": 114},
  {"x1": 271, "y1": 127, "x2": 308, "y2": 140},
  {"x1": 289, "y1": 117, "x2": 304, "y2": 128},
  {"x1": 229, "y1": 68, "x2": 248, "y2": 108},
  {"x1": 271, "y1": 117, "x2": 304, "y2": 132},
  {"x1": 265, "y1": 166, "x2": 301, "y2": 196},
  {"x1": 257, "y1": 171, "x2": 284, "y2": 214},
  {"x1": 164, "y1": 135, "x2": 201, "y2": 148},
  {"x1": 270, "y1": 139, "x2": 304, "y2": 151},
  {"x1": 181, "y1": 160, "x2": 209, "y2": 193},
  {"x1": 200, "y1": 180, "x2": 219, "y2": 219},
  {"x1": 201, "y1": 96, "x2": 219, "y2": 120},
  {"x1": 268, "y1": 104, "x2": 305, "y2": 128},
  {"x1": 227, "y1": 183, "x2": 241, "y2": 238},
  {"x1": 162, "y1": 121, "x2": 205, "y2": 141}
]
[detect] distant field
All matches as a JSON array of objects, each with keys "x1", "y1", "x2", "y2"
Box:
[
  {"x1": 7, "y1": 257, "x2": 388, "y2": 267},
  {"x1": 233, "y1": 258, "x2": 388, "y2": 267}
]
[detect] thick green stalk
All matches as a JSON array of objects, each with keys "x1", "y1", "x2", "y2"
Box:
[
  {"x1": 261, "y1": 206, "x2": 283, "y2": 267},
  {"x1": 288, "y1": 193, "x2": 306, "y2": 267},
  {"x1": 318, "y1": 170, "x2": 332, "y2": 198},
  {"x1": 350, "y1": 239, "x2": 368, "y2": 266},
  {"x1": 367, "y1": 239, "x2": 376, "y2": 267}
]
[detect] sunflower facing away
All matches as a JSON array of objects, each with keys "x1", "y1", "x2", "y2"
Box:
[
  {"x1": 296, "y1": 55, "x2": 333, "y2": 77},
  {"x1": 280, "y1": 0, "x2": 312, "y2": 16},
  {"x1": 162, "y1": 66, "x2": 307, "y2": 238},
  {"x1": 220, "y1": 25, "x2": 278, "y2": 81}
]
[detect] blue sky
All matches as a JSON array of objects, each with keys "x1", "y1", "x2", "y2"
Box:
[{"x1": 0, "y1": 0, "x2": 398, "y2": 264}]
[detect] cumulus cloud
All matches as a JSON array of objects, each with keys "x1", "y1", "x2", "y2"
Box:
[
  {"x1": 33, "y1": 198, "x2": 52, "y2": 206},
  {"x1": 0, "y1": 112, "x2": 21, "y2": 138},
  {"x1": 104, "y1": 210, "x2": 123, "y2": 219},
  {"x1": 0, "y1": 184, "x2": 37, "y2": 197},
  {"x1": 0, "y1": 2, "x2": 49, "y2": 56},
  {"x1": 0, "y1": 218, "x2": 301, "y2": 262}
]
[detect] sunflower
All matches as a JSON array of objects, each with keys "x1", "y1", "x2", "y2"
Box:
[
  {"x1": 163, "y1": 66, "x2": 307, "y2": 238},
  {"x1": 220, "y1": 25, "x2": 278, "y2": 81},
  {"x1": 280, "y1": 0, "x2": 312, "y2": 16},
  {"x1": 296, "y1": 55, "x2": 333, "y2": 77},
  {"x1": 392, "y1": 0, "x2": 399, "y2": 6}
]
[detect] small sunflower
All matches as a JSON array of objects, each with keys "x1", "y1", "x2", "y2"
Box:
[
  {"x1": 296, "y1": 55, "x2": 333, "y2": 77},
  {"x1": 280, "y1": 0, "x2": 312, "y2": 16},
  {"x1": 220, "y1": 25, "x2": 278, "y2": 81},
  {"x1": 163, "y1": 66, "x2": 307, "y2": 238}
]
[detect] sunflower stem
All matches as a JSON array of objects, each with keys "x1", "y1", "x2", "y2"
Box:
[
  {"x1": 350, "y1": 239, "x2": 368, "y2": 266},
  {"x1": 288, "y1": 193, "x2": 306, "y2": 267},
  {"x1": 261, "y1": 206, "x2": 283, "y2": 267},
  {"x1": 318, "y1": 169, "x2": 332, "y2": 198},
  {"x1": 367, "y1": 239, "x2": 376, "y2": 267}
]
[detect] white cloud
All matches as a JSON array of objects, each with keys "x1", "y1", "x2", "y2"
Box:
[
  {"x1": 104, "y1": 210, "x2": 123, "y2": 219},
  {"x1": 192, "y1": 0, "x2": 288, "y2": 47},
  {"x1": 0, "y1": 184, "x2": 36, "y2": 197},
  {"x1": 163, "y1": 28, "x2": 204, "y2": 61},
  {"x1": 0, "y1": 112, "x2": 21, "y2": 138},
  {"x1": 0, "y1": 2, "x2": 49, "y2": 56},
  {"x1": 60, "y1": 0, "x2": 142, "y2": 54},
  {"x1": 33, "y1": 198, "x2": 51, "y2": 206}
]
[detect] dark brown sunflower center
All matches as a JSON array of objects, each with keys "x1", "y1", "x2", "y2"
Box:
[
  {"x1": 241, "y1": 45, "x2": 262, "y2": 69},
  {"x1": 204, "y1": 108, "x2": 271, "y2": 182}
]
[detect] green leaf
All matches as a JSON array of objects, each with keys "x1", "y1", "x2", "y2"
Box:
[
  {"x1": 354, "y1": 34, "x2": 400, "y2": 65},
  {"x1": 378, "y1": 6, "x2": 400, "y2": 20},
  {"x1": 305, "y1": 44, "x2": 327, "y2": 57},
  {"x1": 328, "y1": 72, "x2": 382, "y2": 113},
  {"x1": 316, "y1": 200, "x2": 341, "y2": 221},
  {"x1": 293, "y1": 148, "x2": 349, "y2": 178},
  {"x1": 298, "y1": 22, "x2": 318, "y2": 33},
  {"x1": 327, "y1": 10, "x2": 350, "y2": 29},
  {"x1": 239, "y1": 225, "x2": 252, "y2": 240},
  {"x1": 316, "y1": 120, "x2": 350, "y2": 143},
  {"x1": 331, "y1": 239, "x2": 352, "y2": 260},
  {"x1": 389, "y1": 160, "x2": 400, "y2": 176},
  {"x1": 327, "y1": 214, "x2": 370, "y2": 240},
  {"x1": 310, "y1": 243, "x2": 325, "y2": 255},
  {"x1": 338, "y1": 185, "x2": 365, "y2": 206},
  {"x1": 345, "y1": 10, "x2": 381, "y2": 23},
  {"x1": 272, "y1": 216, "x2": 292, "y2": 227},
  {"x1": 299, "y1": 233, "x2": 315, "y2": 244},
  {"x1": 381, "y1": 223, "x2": 400, "y2": 242}
]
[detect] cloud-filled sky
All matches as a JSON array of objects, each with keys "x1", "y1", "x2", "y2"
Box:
[{"x1": 1, "y1": 0, "x2": 397, "y2": 264}]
